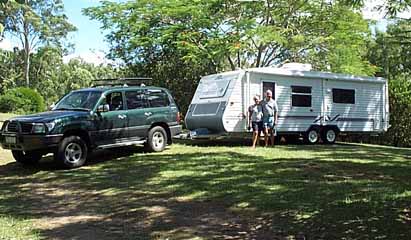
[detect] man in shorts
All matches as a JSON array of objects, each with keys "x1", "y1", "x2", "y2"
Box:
[{"x1": 262, "y1": 90, "x2": 278, "y2": 146}]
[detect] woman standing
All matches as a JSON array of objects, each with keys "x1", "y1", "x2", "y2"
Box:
[{"x1": 248, "y1": 95, "x2": 263, "y2": 148}]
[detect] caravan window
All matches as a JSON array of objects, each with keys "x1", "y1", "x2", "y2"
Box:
[
  {"x1": 198, "y1": 74, "x2": 234, "y2": 99},
  {"x1": 332, "y1": 89, "x2": 355, "y2": 104},
  {"x1": 291, "y1": 86, "x2": 312, "y2": 107}
]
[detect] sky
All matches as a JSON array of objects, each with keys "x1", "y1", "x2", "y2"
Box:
[
  {"x1": 62, "y1": 0, "x2": 120, "y2": 65},
  {"x1": 0, "y1": 0, "x2": 409, "y2": 65}
]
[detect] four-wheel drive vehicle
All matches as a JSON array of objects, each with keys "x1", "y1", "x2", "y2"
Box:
[{"x1": 0, "y1": 82, "x2": 182, "y2": 168}]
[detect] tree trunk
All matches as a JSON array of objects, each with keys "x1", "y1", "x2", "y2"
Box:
[
  {"x1": 24, "y1": 33, "x2": 30, "y2": 86},
  {"x1": 23, "y1": 0, "x2": 30, "y2": 87}
]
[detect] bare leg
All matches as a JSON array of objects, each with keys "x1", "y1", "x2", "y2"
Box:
[
  {"x1": 270, "y1": 128, "x2": 275, "y2": 146},
  {"x1": 264, "y1": 128, "x2": 269, "y2": 147},
  {"x1": 252, "y1": 131, "x2": 258, "y2": 148}
]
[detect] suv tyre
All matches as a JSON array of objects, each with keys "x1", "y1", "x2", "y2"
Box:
[
  {"x1": 145, "y1": 126, "x2": 167, "y2": 152},
  {"x1": 55, "y1": 136, "x2": 88, "y2": 168},
  {"x1": 12, "y1": 150, "x2": 42, "y2": 165}
]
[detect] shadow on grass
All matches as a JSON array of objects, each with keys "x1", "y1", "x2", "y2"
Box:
[{"x1": 0, "y1": 143, "x2": 410, "y2": 239}]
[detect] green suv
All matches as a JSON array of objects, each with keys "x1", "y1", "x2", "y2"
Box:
[{"x1": 0, "y1": 79, "x2": 182, "y2": 168}]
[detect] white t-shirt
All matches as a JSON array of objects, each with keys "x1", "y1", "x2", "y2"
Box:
[
  {"x1": 249, "y1": 104, "x2": 263, "y2": 122},
  {"x1": 262, "y1": 99, "x2": 278, "y2": 117}
]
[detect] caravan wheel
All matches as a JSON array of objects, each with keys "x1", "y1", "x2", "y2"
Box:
[
  {"x1": 322, "y1": 128, "x2": 337, "y2": 144},
  {"x1": 305, "y1": 129, "x2": 319, "y2": 144}
]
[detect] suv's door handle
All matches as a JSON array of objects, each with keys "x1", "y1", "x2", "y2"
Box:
[
  {"x1": 118, "y1": 114, "x2": 127, "y2": 119},
  {"x1": 145, "y1": 112, "x2": 152, "y2": 116}
]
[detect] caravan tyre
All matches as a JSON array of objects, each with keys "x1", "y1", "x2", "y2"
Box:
[
  {"x1": 322, "y1": 128, "x2": 337, "y2": 144},
  {"x1": 305, "y1": 129, "x2": 319, "y2": 144}
]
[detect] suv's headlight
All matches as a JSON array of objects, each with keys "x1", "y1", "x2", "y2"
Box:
[
  {"x1": 32, "y1": 123, "x2": 46, "y2": 134},
  {"x1": 45, "y1": 122, "x2": 56, "y2": 132}
]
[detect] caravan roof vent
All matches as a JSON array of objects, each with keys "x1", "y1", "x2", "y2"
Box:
[{"x1": 281, "y1": 63, "x2": 312, "y2": 71}]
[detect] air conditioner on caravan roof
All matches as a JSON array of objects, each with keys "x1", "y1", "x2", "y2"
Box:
[{"x1": 280, "y1": 63, "x2": 312, "y2": 71}]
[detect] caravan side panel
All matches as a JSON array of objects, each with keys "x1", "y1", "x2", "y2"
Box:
[
  {"x1": 323, "y1": 79, "x2": 386, "y2": 133},
  {"x1": 249, "y1": 72, "x2": 323, "y2": 133},
  {"x1": 222, "y1": 73, "x2": 246, "y2": 132}
]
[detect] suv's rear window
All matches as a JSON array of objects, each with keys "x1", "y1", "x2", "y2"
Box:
[
  {"x1": 147, "y1": 90, "x2": 170, "y2": 107},
  {"x1": 198, "y1": 74, "x2": 237, "y2": 99}
]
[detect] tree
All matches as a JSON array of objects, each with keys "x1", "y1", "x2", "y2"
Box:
[
  {"x1": 0, "y1": 0, "x2": 76, "y2": 87},
  {"x1": 85, "y1": 0, "x2": 377, "y2": 112},
  {"x1": 85, "y1": 0, "x2": 375, "y2": 72},
  {"x1": 345, "y1": 0, "x2": 411, "y2": 18},
  {"x1": 365, "y1": 20, "x2": 411, "y2": 147},
  {"x1": 0, "y1": 48, "x2": 22, "y2": 92}
]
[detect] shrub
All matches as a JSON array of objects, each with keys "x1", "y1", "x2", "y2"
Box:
[{"x1": 0, "y1": 87, "x2": 45, "y2": 114}]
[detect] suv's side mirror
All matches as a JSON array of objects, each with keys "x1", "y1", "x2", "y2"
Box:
[
  {"x1": 49, "y1": 102, "x2": 55, "y2": 111},
  {"x1": 97, "y1": 104, "x2": 110, "y2": 113}
]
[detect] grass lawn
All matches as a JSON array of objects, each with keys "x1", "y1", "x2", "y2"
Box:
[{"x1": 0, "y1": 142, "x2": 410, "y2": 239}]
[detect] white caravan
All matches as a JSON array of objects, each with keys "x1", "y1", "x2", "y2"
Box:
[{"x1": 184, "y1": 64, "x2": 389, "y2": 143}]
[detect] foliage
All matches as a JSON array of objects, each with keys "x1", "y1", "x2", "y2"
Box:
[
  {"x1": 0, "y1": 0, "x2": 76, "y2": 86},
  {"x1": 368, "y1": 19, "x2": 411, "y2": 79},
  {"x1": 0, "y1": 49, "x2": 22, "y2": 92},
  {"x1": 385, "y1": 74, "x2": 411, "y2": 147},
  {"x1": 85, "y1": 0, "x2": 374, "y2": 73},
  {"x1": 366, "y1": 20, "x2": 411, "y2": 147},
  {"x1": 0, "y1": 87, "x2": 45, "y2": 113},
  {"x1": 84, "y1": 0, "x2": 377, "y2": 113},
  {"x1": 0, "y1": 47, "x2": 128, "y2": 106},
  {"x1": 303, "y1": 4, "x2": 378, "y2": 75}
]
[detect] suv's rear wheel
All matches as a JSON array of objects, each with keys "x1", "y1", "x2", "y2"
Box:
[
  {"x1": 12, "y1": 150, "x2": 42, "y2": 165},
  {"x1": 145, "y1": 126, "x2": 167, "y2": 152},
  {"x1": 55, "y1": 136, "x2": 88, "y2": 168}
]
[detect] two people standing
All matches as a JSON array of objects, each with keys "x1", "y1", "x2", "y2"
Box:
[{"x1": 248, "y1": 90, "x2": 278, "y2": 148}]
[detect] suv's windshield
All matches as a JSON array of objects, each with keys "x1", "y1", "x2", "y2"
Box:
[{"x1": 54, "y1": 91, "x2": 102, "y2": 111}]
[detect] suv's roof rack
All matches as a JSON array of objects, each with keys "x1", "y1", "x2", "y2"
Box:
[{"x1": 92, "y1": 77, "x2": 152, "y2": 87}]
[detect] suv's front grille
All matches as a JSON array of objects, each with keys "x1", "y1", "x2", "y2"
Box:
[
  {"x1": 5, "y1": 121, "x2": 33, "y2": 133},
  {"x1": 6, "y1": 121, "x2": 18, "y2": 132},
  {"x1": 20, "y1": 123, "x2": 33, "y2": 133}
]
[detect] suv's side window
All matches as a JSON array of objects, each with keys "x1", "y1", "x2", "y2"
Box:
[
  {"x1": 126, "y1": 90, "x2": 147, "y2": 109},
  {"x1": 147, "y1": 90, "x2": 170, "y2": 108},
  {"x1": 102, "y1": 92, "x2": 124, "y2": 111}
]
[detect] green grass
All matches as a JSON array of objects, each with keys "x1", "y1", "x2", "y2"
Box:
[
  {"x1": 0, "y1": 216, "x2": 40, "y2": 240},
  {"x1": 0, "y1": 142, "x2": 410, "y2": 239}
]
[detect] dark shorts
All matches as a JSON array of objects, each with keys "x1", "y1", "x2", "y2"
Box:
[{"x1": 251, "y1": 121, "x2": 263, "y2": 132}]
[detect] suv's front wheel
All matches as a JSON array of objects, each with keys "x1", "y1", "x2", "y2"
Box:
[
  {"x1": 145, "y1": 126, "x2": 167, "y2": 152},
  {"x1": 55, "y1": 136, "x2": 88, "y2": 168},
  {"x1": 12, "y1": 150, "x2": 42, "y2": 165}
]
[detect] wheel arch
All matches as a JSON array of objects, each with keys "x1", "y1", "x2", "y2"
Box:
[
  {"x1": 321, "y1": 125, "x2": 340, "y2": 134},
  {"x1": 307, "y1": 125, "x2": 322, "y2": 133},
  {"x1": 62, "y1": 128, "x2": 92, "y2": 148}
]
